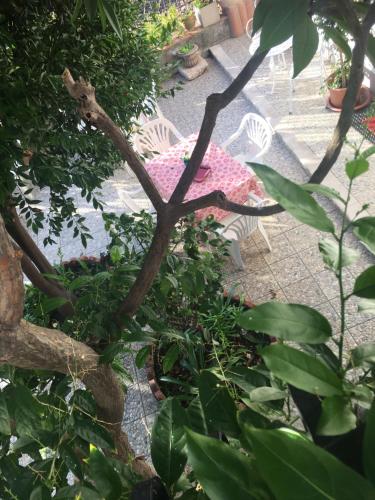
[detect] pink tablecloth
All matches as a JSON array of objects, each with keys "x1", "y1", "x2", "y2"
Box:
[{"x1": 145, "y1": 134, "x2": 263, "y2": 221}]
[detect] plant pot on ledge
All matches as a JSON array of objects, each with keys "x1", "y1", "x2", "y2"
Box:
[
  {"x1": 194, "y1": 1, "x2": 221, "y2": 28},
  {"x1": 176, "y1": 42, "x2": 200, "y2": 68},
  {"x1": 182, "y1": 12, "x2": 196, "y2": 31}
]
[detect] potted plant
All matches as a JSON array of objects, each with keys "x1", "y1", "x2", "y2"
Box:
[
  {"x1": 194, "y1": 0, "x2": 221, "y2": 28},
  {"x1": 182, "y1": 8, "x2": 196, "y2": 30},
  {"x1": 326, "y1": 60, "x2": 362, "y2": 109},
  {"x1": 176, "y1": 42, "x2": 200, "y2": 68}
]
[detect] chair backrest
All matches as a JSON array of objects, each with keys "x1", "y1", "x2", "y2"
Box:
[
  {"x1": 221, "y1": 212, "x2": 259, "y2": 241},
  {"x1": 134, "y1": 117, "x2": 183, "y2": 156},
  {"x1": 222, "y1": 112, "x2": 273, "y2": 159}
]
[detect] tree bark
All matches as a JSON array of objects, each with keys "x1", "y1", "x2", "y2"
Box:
[{"x1": 0, "y1": 215, "x2": 153, "y2": 478}]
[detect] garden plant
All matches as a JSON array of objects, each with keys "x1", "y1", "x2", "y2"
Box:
[{"x1": 1, "y1": 0, "x2": 375, "y2": 498}]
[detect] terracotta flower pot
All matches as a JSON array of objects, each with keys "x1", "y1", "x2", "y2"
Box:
[
  {"x1": 327, "y1": 72, "x2": 363, "y2": 109},
  {"x1": 176, "y1": 43, "x2": 200, "y2": 68},
  {"x1": 183, "y1": 13, "x2": 196, "y2": 31}
]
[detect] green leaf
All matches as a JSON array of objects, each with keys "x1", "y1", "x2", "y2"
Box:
[
  {"x1": 351, "y1": 343, "x2": 375, "y2": 367},
  {"x1": 198, "y1": 371, "x2": 240, "y2": 437},
  {"x1": 250, "y1": 164, "x2": 334, "y2": 233},
  {"x1": 11, "y1": 385, "x2": 43, "y2": 436},
  {"x1": 55, "y1": 485, "x2": 102, "y2": 499},
  {"x1": 260, "y1": 0, "x2": 308, "y2": 51},
  {"x1": 317, "y1": 396, "x2": 356, "y2": 436},
  {"x1": 84, "y1": 0, "x2": 97, "y2": 21},
  {"x1": 261, "y1": 344, "x2": 343, "y2": 396},
  {"x1": 353, "y1": 266, "x2": 375, "y2": 299},
  {"x1": 0, "y1": 393, "x2": 11, "y2": 435},
  {"x1": 74, "y1": 417, "x2": 114, "y2": 449},
  {"x1": 41, "y1": 296, "x2": 68, "y2": 313},
  {"x1": 87, "y1": 445, "x2": 122, "y2": 500},
  {"x1": 358, "y1": 298, "x2": 375, "y2": 315},
  {"x1": 346, "y1": 158, "x2": 369, "y2": 179},
  {"x1": 61, "y1": 443, "x2": 83, "y2": 480},
  {"x1": 250, "y1": 387, "x2": 286, "y2": 402},
  {"x1": 71, "y1": 0, "x2": 82, "y2": 23},
  {"x1": 187, "y1": 397, "x2": 209, "y2": 435},
  {"x1": 102, "y1": 0, "x2": 122, "y2": 39},
  {"x1": 247, "y1": 427, "x2": 375, "y2": 500},
  {"x1": 135, "y1": 345, "x2": 150, "y2": 369},
  {"x1": 364, "y1": 401, "x2": 375, "y2": 486},
  {"x1": 252, "y1": 0, "x2": 272, "y2": 34},
  {"x1": 353, "y1": 217, "x2": 375, "y2": 255},
  {"x1": 292, "y1": 15, "x2": 319, "y2": 77},
  {"x1": 318, "y1": 238, "x2": 359, "y2": 271},
  {"x1": 185, "y1": 429, "x2": 266, "y2": 500},
  {"x1": 71, "y1": 389, "x2": 96, "y2": 415},
  {"x1": 238, "y1": 302, "x2": 332, "y2": 344},
  {"x1": 162, "y1": 344, "x2": 180, "y2": 374},
  {"x1": 302, "y1": 183, "x2": 345, "y2": 203},
  {"x1": 362, "y1": 146, "x2": 375, "y2": 160},
  {"x1": 323, "y1": 26, "x2": 352, "y2": 60},
  {"x1": 151, "y1": 398, "x2": 187, "y2": 487},
  {"x1": 226, "y1": 366, "x2": 269, "y2": 393},
  {"x1": 30, "y1": 485, "x2": 50, "y2": 500}
]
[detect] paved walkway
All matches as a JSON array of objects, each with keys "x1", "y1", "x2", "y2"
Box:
[{"x1": 27, "y1": 40, "x2": 375, "y2": 459}]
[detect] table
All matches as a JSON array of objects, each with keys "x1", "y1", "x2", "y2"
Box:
[{"x1": 144, "y1": 134, "x2": 263, "y2": 221}]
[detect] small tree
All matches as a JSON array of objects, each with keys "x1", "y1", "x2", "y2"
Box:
[{"x1": 0, "y1": 0, "x2": 375, "y2": 496}]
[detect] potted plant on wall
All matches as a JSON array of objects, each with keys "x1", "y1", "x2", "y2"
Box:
[
  {"x1": 326, "y1": 60, "x2": 364, "y2": 110},
  {"x1": 176, "y1": 42, "x2": 200, "y2": 68},
  {"x1": 182, "y1": 8, "x2": 196, "y2": 30},
  {"x1": 193, "y1": 0, "x2": 221, "y2": 28}
]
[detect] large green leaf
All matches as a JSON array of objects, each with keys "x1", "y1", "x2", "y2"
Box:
[
  {"x1": 353, "y1": 266, "x2": 375, "y2": 299},
  {"x1": 364, "y1": 401, "x2": 375, "y2": 486},
  {"x1": 238, "y1": 302, "x2": 332, "y2": 344},
  {"x1": 186, "y1": 397, "x2": 209, "y2": 435},
  {"x1": 353, "y1": 217, "x2": 375, "y2": 255},
  {"x1": 0, "y1": 393, "x2": 11, "y2": 435},
  {"x1": 260, "y1": 0, "x2": 308, "y2": 51},
  {"x1": 302, "y1": 183, "x2": 345, "y2": 203},
  {"x1": 252, "y1": 0, "x2": 273, "y2": 35},
  {"x1": 292, "y1": 14, "x2": 319, "y2": 77},
  {"x1": 74, "y1": 417, "x2": 114, "y2": 450},
  {"x1": 250, "y1": 387, "x2": 286, "y2": 402},
  {"x1": 151, "y1": 398, "x2": 187, "y2": 487},
  {"x1": 358, "y1": 298, "x2": 375, "y2": 315},
  {"x1": 318, "y1": 238, "x2": 359, "y2": 271},
  {"x1": 316, "y1": 396, "x2": 356, "y2": 436},
  {"x1": 323, "y1": 26, "x2": 352, "y2": 60},
  {"x1": 351, "y1": 343, "x2": 375, "y2": 367},
  {"x1": 198, "y1": 371, "x2": 240, "y2": 437},
  {"x1": 247, "y1": 427, "x2": 375, "y2": 499},
  {"x1": 87, "y1": 445, "x2": 122, "y2": 500},
  {"x1": 226, "y1": 366, "x2": 269, "y2": 393},
  {"x1": 250, "y1": 164, "x2": 334, "y2": 233},
  {"x1": 185, "y1": 429, "x2": 268, "y2": 500},
  {"x1": 261, "y1": 344, "x2": 343, "y2": 396},
  {"x1": 10, "y1": 385, "x2": 43, "y2": 436},
  {"x1": 346, "y1": 158, "x2": 369, "y2": 180}
]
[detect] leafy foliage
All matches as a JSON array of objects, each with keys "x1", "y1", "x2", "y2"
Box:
[{"x1": 0, "y1": 0, "x2": 167, "y2": 244}]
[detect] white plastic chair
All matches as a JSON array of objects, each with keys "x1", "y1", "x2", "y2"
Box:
[
  {"x1": 246, "y1": 19, "x2": 293, "y2": 94},
  {"x1": 221, "y1": 113, "x2": 273, "y2": 168},
  {"x1": 219, "y1": 193, "x2": 272, "y2": 270},
  {"x1": 134, "y1": 117, "x2": 183, "y2": 157}
]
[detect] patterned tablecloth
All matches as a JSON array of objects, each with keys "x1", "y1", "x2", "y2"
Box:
[{"x1": 144, "y1": 134, "x2": 263, "y2": 221}]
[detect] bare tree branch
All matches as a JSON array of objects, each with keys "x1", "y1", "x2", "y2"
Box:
[
  {"x1": 169, "y1": 51, "x2": 268, "y2": 205},
  {"x1": 62, "y1": 69, "x2": 165, "y2": 213}
]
